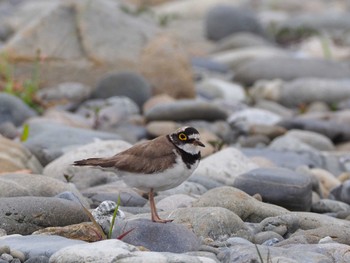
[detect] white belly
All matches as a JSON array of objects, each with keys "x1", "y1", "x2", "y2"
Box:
[{"x1": 120, "y1": 155, "x2": 199, "y2": 192}]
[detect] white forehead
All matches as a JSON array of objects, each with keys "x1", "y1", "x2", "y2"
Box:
[{"x1": 188, "y1": 133, "x2": 200, "y2": 140}]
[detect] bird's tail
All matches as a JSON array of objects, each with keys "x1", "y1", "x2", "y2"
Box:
[{"x1": 74, "y1": 158, "x2": 114, "y2": 168}]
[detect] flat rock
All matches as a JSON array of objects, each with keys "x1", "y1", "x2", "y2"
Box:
[
  {"x1": 192, "y1": 147, "x2": 259, "y2": 185},
  {"x1": 44, "y1": 140, "x2": 131, "y2": 190},
  {"x1": 24, "y1": 122, "x2": 121, "y2": 165},
  {"x1": 0, "y1": 235, "x2": 86, "y2": 259},
  {"x1": 0, "y1": 136, "x2": 42, "y2": 174},
  {"x1": 92, "y1": 71, "x2": 151, "y2": 107},
  {"x1": 193, "y1": 186, "x2": 289, "y2": 223},
  {"x1": 0, "y1": 196, "x2": 89, "y2": 235},
  {"x1": 49, "y1": 239, "x2": 216, "y2": 263},
  {"x1": 0, "y1": 173, "x2": 86, "y2": 205},
  {"x1": 281, "y1": 78, "x2": 350, "y2": 107},
  {"x1": 233, "y1": 168, "x2": 313, "y2": 211},
  {"x1": 145, "y1": 100, "x2": 227, "y2": 122},
  {"x1": 235, "y1": 57, "x2": 350, "y2": 85},
  {"x1": 0, "y1": 93, "x2": 37, "y2": 126},
  {"x1": 111, "y1": 219, "x2": 200, "y2": 253},
  {"x1": 277, "y1": 118, "x2": 350, "y2": 144}
]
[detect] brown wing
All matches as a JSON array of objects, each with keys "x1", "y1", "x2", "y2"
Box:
[{"x1": 74, "y1": 135, "x2": 177, "y2": 174}]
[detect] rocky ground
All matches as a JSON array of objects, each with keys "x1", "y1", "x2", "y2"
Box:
[{"x1": 1, "y1": 0, "x2": 350, "y2": 262}]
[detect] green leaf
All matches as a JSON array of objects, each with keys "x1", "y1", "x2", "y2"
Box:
[
  {"x1": 108, "y1": 195, "x2": 121, "y2": 239},
  {"x1": 20, "y1": 124, "x2": 30, "y2": 142}
]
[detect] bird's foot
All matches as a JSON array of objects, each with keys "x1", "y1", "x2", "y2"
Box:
[{"x1": 151, "y1": 216, "x2": 173, "y2": 223}]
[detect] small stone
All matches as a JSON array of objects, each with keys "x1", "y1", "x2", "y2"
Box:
[
  {"x1": 9, "y1": 249, "x2": 25, "y2": 262},
  {"x1": 0, "y1": 246, "x2": 10, "y2": 255},
  {"x1": 0, "y1": 253, "x2": 13, "y2": 261}
]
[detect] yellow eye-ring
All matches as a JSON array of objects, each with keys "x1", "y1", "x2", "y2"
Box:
[{"x1": 178, "y1": 133, "x2": 187, "y2": 141}]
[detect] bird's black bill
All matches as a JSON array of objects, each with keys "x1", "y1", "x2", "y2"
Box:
[{"x1": 194, "y1": 140, "x2": 205, "y2": 147}]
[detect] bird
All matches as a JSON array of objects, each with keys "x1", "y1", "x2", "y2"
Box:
[{"x1": 74, "y1": 126, "x2": 205, "y2": 223}]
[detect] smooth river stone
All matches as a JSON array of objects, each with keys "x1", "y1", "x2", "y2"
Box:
[{"x1": 233, "y1": 168, "x2": 313, "y2": 211}]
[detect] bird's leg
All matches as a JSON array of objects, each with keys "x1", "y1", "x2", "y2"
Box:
[{"x1": 149, "y1": 188, "x2": 172, "y2": 223}]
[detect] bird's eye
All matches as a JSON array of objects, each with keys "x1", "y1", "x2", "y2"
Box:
[{"x1": 178, "y1": 133, "x2": 187, "y2": 141}]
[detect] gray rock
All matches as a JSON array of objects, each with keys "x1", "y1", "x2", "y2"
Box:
[
  {"x1": 37, "y1": 82, "x2": 92, "y2": 108},
  {"x1": 24, "y1": 122, "x2": 121, "y2": 165},
  {"x1": 254, "y1": 231, "x2": 284, "y2": 245},
  {"x1": 330, "y1": 180, "x2": 350, "y2": 205},
  {"x1": 169, "y1": 207, "x2": 246, "y2": 240},
  {"x1": 76, "y1": 96, "x2": 140, "y2": 130},
  {"x1": 210, "y1": 46, "x2": 289, "y2": 71},
  {"x1": 49, "y1": 239, "x2": 215, "y2": 263},
  {"x1": 196, "y1": 78, "x2": 246, "y2": 102},
  {"x1": 0, "y1": 235, "x2": 85, "y2": 259},
  {"x1": 211, "y1": 32, "x2": 274, "y2": 52},
  {"x1": 235, "y1": 57, "x2": 350, "y2": 85},
  {"x1": 233, "y1": 168, "x2": 313, "y2": 211},
  {"x1": 159, "y1": 181, "x2": 207, "y2": 197},
  {"x1": 0, "y1": 93, "x2": 37, "y2": 126},
  {"x1": 0, "y1": 196, "x2": 89, "y2": 234},
  {"x1": 24, "y1": 256, "x2": 49, "y2": 263},
  {"x1": 156, "y1": 194, "x2": 197, "y2": 211},
  {"x1": 9, "y1": 249, "x2": 25, "y2": 262},
  {"x1": 193, "y1": 186, "x2": 289, "y2": 223},
  {"x1": 112, "y1": 219, "x2": 200, "y2": 253},
  {"x1": 281, "y1": 78, "x2": 350, "y2": 107},
  {"x1": 82, "y1": 181, "x2": 147, "y2": 208},
  {"x1": 228, "y1": 108, "x2": 282, "y2": 126},
  {"x1": 192, "y1": 148, "x2": 259, "y2": 186},
  {"x1": 254, "y1": 100, "x2": 294, "y2": 119},
  {"x1": 311, "y1": 199, "x2": 350, "y2": 214},
  {"x1": 279, "y1": 12, "x2": 350, "y2": 34},
  {"x1": 277, "y1": 118, "x2": 350, "y2": 144},
  {"x1": 93, "y1": 71, "x2": 152, "y2": 107},
  {"x1": 269, "y1": 135, "x2": 319, "y2": 152},
  {"x1": 188, "y1": 175, "x2": 225, "y2": 190},
  {"x1": 286, "y1": 129, "x2": 335, "y2": 151},
  {"x1": 205, "y1": 5, "x2": 265, "y2": 41},
  {"x1": 0, "y1": 173, "x2": 87, "y2": 205},
  {"x1": 3, "y1": 0, "x2": 157, "y2": 65},
  {"x1": 242, "y1": 148, "x2": 323, "y2": 171},
  {"x1": 218, "y1": 242, "x2": 339, "y2": 263},
  {"x1": 145, "y1": 100, "x2": 227, "y2": 122},
  {"x1": 43, "y1": 140, "x2": 131, "y2": 190}
]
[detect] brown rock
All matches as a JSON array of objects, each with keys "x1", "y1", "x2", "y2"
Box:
[
  {"x1": 140, "y1": 34, "x2": 196, "y2": 99},
  {"x1": 0, "y1": 136, "x2": 42, "y2": 174},
  {"x1": 33, "y1": 222, "x2": 104, "y2": 242}
]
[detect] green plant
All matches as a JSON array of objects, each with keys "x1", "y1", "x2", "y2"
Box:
[
  {"x1": 108, "y1": 195, "x2": 121, "y2": 239},
  {"x1": 20, "y1": 124, "x2": 30, "y2": 142},
  {"x1": 63, "y1": 174, "x2": 75, "y2": 183},
  {"x1": 0, "y1": 50, "x2": 43, "y2": 113}
]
